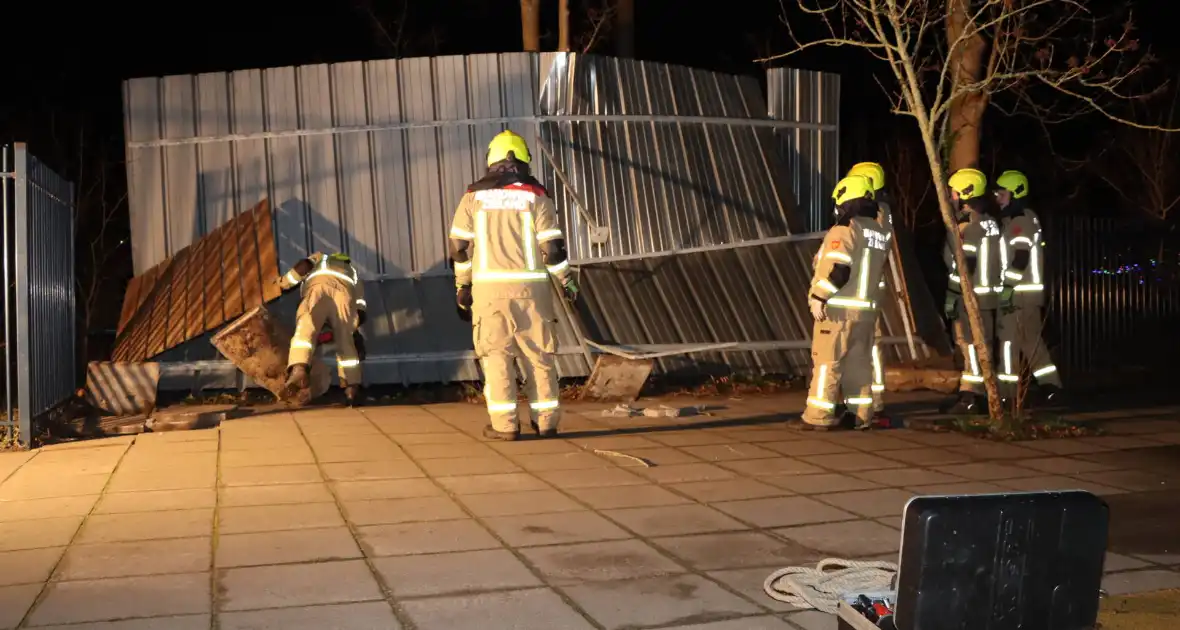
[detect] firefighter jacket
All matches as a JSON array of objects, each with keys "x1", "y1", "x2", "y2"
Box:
[
  {"x1": 1001, "y1": 207, "x2": 1046, "y2": 307},
  {"x1": 945, "y1": 211, "x2": 1003, "y2": 310},
  {"x1": 809, "y1": 216, "x2": 891, "y2": 323},
  {"x1": 448, "y1": 181, "x2": 573, "y2": 303},
  {"x1": 279, "y1": 252, "x2": 367, "y2": 322}
]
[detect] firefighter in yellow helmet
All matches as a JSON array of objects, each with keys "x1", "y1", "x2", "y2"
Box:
[
  {"x1": 279, "y1": 252, "x2": 367, "y2": 405},
  {"x1": 846, "y1": 162, "x2": 894, "y2": 421},
  {"x1": 791, "y1": 175, "x2": 892, "y2": 430},
  {"x1": 942, "y1": 168, "x2": 1003, "y2": 414},
  {"x1": 994, "y1": 170, "x2": 1063, "y2": 402},
  {"x1": 449, "y1": 131, "x2": 578, "y2": 441}
]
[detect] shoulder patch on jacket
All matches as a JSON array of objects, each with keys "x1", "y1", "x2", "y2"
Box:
[{"x1": 510, "y1": 182, "x2": 549, "y2": 197}]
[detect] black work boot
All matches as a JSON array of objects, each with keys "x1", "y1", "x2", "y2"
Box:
[
  {"x1": 529, "y1": 419, "x2": 558, "y2": 439},
  {"x1": 482, "y1": 425, "x2": 520, "y2": 441},
  {"x1": 285, "y1": 363, "x2": 310, "y2": 395},
  {"x1": 344, "y1": 385, "x2": 362, "y2": 407},
  {"x1": 945, "y1": 392, "x2": 983, "y2": 415}
]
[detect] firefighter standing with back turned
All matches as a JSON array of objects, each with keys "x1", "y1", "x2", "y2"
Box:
[
  {"x1": 942, "y1": 168, "x2": 1003, "y2": 414},
  {"x1": 449, "y1": 130, "x2": 579, "y2": 441},
  {"x1": 278, "y1": 252, "x2": 367, "y2": 406},
  {"x1": 791, "y1": 175, "x2": 891, "y2": 431},
  {"x1": 994, "y1": 170, "x2": 1063, "y2": 403},
  {"x1": 846, "y1": 161, "x2": 894, "y2": 422}
]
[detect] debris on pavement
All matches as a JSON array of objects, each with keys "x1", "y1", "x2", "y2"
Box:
[
  {"x1": 210, "y1": 306, "x2": 330, "y2": 404},
  {"x1": 146, "y1": 404, "x2": 236, "y2": 432},
  {"x1": 592, "y1": 449, "x2": 655, "y2": 467},
  {"x1": 601, "y1": 403, "x2": 710, "y2": 418}
]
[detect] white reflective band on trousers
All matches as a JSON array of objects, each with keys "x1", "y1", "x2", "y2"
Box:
[
  {"x1": 961, "y1": 344, "x2": 984, "y2": 383},
  {"x1": 806, "y1": 364, "x2": 836, "y2": 411}
]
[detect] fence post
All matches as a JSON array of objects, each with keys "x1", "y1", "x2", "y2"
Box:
[{"x1": 12, "y1": 144, "x2": 31, "y2": 444}]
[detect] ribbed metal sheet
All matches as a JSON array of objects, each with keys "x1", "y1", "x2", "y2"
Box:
[
  {"x1": 573, "y1": 235, "x2": 934, "y2": 376},
  {"x1": 767, "y1": 68, "x2": 842, "y2": 233}
]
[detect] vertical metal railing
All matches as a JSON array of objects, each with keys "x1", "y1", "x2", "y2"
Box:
[{"x1": 1, "y1": 144, "x2": 77, "y2": 444}]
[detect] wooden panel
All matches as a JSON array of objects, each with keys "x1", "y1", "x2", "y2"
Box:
[
  {"x1": 85, "y1": 361, "x2": 160, "y2": 415},
  {"x1": 111, "y1": 199, "x2": 284, "y2": 362}
]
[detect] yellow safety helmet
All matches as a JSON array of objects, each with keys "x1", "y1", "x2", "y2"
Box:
[
  {"x1": 847, "y1": 162, "x2": 886, "y2": 191},
  {"x1": 832, "y1": 175, "x2": 875, "y2": 206},
  {"x1": 995, "y1": 170, "x2": 1029, "y2": 199},
  {"x1": 948, "y1": 168, "x2": 987, "y2": 201},
  {"x1": 487, "y1": 130, "x2": 531, "y2": 166}
]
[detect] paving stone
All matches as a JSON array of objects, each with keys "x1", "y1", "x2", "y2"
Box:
[
  {"x1": 520, "y1": 539, "x2": 684, "y2": 584},
  {"x1": 908, "y1": 481, "x2": 1012, "y2": 496},
  {"x1": 219, "y1": 502, "x2": 345, "y2": 534},
  {"x1": 603, "y1": 448, "x2": 703, "y2": 467},
  {"x1": 563, "y1": 574, "x2": 761, "y2": 630},
  {"x1": 106, "y1": 468, "x2": 216, "y2": 493},
  {"x1": 947, "y1": 443, "x2": 1046, "y2": 460},
  {"x1": 712, "y1": 496, "x2": 859, "y2": 527},
  {"x1": 400, "y1": 441, "x2": 499, "y2": 460},
  {"x1": 877, "y1": 447, "x2": 974, "y2": 466},
  {"x1": 715, "y1": 428, "x2": 800, "y2": 443},
  {"x1": 216, "y1": 527, "x2": 362, "y2": 567},
  {"x1": 572, "y1": 435, "x2": 665, "y2": 451},
  {"x1": 219, "y1": 464, "x2": 322, "y2": 487},
  {"x1": 56, "y1": 537, "x2": 210, "y2": 580},
  {"x1": 930, "y1": 462, "x2": 1040, "y2": 481},
  {"x1": 357, "y1": 519, "x2": 501, "y2": 557},
  {"x1": 320, "y1": 459, "x2": 426, "y2": 482},
  {"x1": 760, "y1": 440, "x2": 855, "y2": 457},
  {"x1": 785, "y1": 610, "x2": 836, "y2": 630},
  {"x1": 1074, "y1": 470, "x2": 1171, "y2": 493},
  {"x1": 219, "y1": 602, "x2": 400, "y2": 630},
  {"x1": 1105, "y1": 552, "x2": 1152, "y2": 572},
  {"x1": 636, "y1": 463, "x2": 739, "y2": 484},
  {"x1": 707, "y1": 567, "x2": 804, "y2": 611},
  {"x1": 796, "y1": 453, "x2": 907, "y2": 472},
  {"x1": 1016, "y1": 457, "x2": 1119, "y2": 475},
  {"x1": 0, "y1": 584, "x2": 43, "y2": 629},
  {"x1": 647, "y1": 431, "x2": 742, "y2": 447},
  {"x1": 0, "y1": 516, "x2": 83, "y2": 552},
  {"x1": 0, "y1": 546, "x2": 64, "y2": 586},
  {"x1": 458, "y1": 489, "x2": 582, "y2": 517},
  {"x1": 0, "y1": 473, "x2": 110, "y2": 500},
  {"x1": 371, "y1": 417, "x2": 456, "y2": 435},
  {"x1": 417, "y1": 456, "x2": 521, "y2": 477},
  {"x1": 488, "y1": 439, "x2": 585, "y2": 455},
  {"x1": 774, "y1": 520, "x2": 901, "y2": 557},
  {"x1": 507, "y1": 452, "x2": 610, "y2": 472},
  {"x1": 311, "y1": 442, "x2": 407, "y2": 463},
  {"x1": 0, "y1": 495, "x2": 100, "y2": 522},
  {"x1": 534, "y1": 467, "x2": 649, "y2": 489},
  {"x1": 604, "y1": 504, "x2": 749, "y2": 537},
  {"x1": 1073, "y1": 435, "x2": 1161, "y2": 450},
  {"x1": 387, "y1": 431, "x2": 477, "y2": 445},
  {"x1": 1101, "y1": 569, "x2": 1180, "y2": 595},
  {"x1": 852, "y1": 468, "x2": 966, "y2": 487},
  {"x1": 813, "y1": 488, "x2": 916, "y2": 518},
  {"x1": 401, "y1": 587, "x2": 595, "y2": 630},
  {"x1": 219, "y1": 448, "x2": 315, "y2": 468},
  {"x1": 567, "y1": 484, "x2": 692, "y2": 509},
  {"x1": 715, "y1": 457, "x2": 826, "y2": 477},
  {"x1": 1016, "y1": 439, "x2": 1111, "y2": 455},
  {"x1": 331, "y1": 478, "x2": 441, "y2": 501},
  {"x1": 30, "y1": 614, "x2": 212, "y2": 630},
  {"x1": 375, "y1": 549, "x2": 541, "y2": 597},
  {"x1": 28, "y1": 572, "x2": 210, "y2": 626},
  {"x1": 482, "y1": 511, "x2": 632, "y2": 547},
  {"x1": 342, "y1": 496, "x2": 467, "y2": 526},
  {"x1": 994, "y1": 475, "x2": 1125, "y2": 495},
  {"x1": 668, "y1": 479, "x2": 790, "y2": 503},
  {"x1": 761, "y1": 473, "x2": 881, "y2": 495},
  {"x1": 895, "y1": 431, "x2": 979, "y2": 447},
  {"x1": 653, "y1": 532, "x2": 821, "y2": 571},
  {"x1": 662, "y1": 616, "x2": 797, "y2": 629},
  {"x1": 217, "y1": 560, "x2": 382, "y2": 611},
  {"x1": 436, "y1": 473, "x2": 549, "y2": 495},
  {"x1": 94, "y1": 489, "x2": 216, "y2": 514},
  {"x1": 76, "y1": 509, "x2": 212, "y2": 544}
]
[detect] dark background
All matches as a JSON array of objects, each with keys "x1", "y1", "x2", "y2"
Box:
[{"x1": 2, "y1": 0, "x2": 1177, "y2": 364}]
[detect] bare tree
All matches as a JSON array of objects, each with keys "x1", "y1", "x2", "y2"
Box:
[
  {"x1": 521, "y1": 0, "x2": 542, "y2": 52},
  {"x1": 559, "y1": 0, "x2": 572, "y2": 51},
  {"x1": 764, "y1": 0, "x2": 1165, "y2": 422},
  {"x1": 882, "y1": 130, "x2": 935, "y2": 230},
  {"x1": 1093, "y1": 88, "x2": 1180, "y2": 225},
  {"x1": 575, "y1": 0, "x2": 619, "y2": 53}
]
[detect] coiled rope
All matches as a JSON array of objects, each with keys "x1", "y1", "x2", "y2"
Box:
[{"x1": 764, "y1": 558, "x2": 899, "y2": 615}]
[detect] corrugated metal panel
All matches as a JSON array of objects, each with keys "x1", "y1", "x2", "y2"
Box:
[
  {"x1": 573, "y1": 234, "x2": 934, "y2": 377},
  {"x1": 767, "y1": 67, "x2": 842, "y2": 233}
]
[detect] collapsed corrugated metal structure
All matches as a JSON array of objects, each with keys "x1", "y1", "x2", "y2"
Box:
[{"x1": 120, "y1": 52, "x2": 945, "y2": 390}]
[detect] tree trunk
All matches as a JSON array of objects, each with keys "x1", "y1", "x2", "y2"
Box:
[
  {"x1": 520, "y1": 0, "x2": 541, "y2": 52},
  {"x1": 946, "y1": 0, "x2": 989, "y2": 172},
  {"x1": 616, "y1": 0, "x2": 635, "y2": 58},
  {"x1": 558, "y1": 0, "x2": 571, "y2": 51}
]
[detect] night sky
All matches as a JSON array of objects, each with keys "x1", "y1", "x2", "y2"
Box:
[{"x1": 2, "y1": 0, "x2": 1175, "y2": 339}]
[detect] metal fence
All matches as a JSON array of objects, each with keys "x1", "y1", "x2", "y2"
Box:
[
  {"x1": 1, "y1": 144, "x2": 77, "y2": 443},
  {"x1": 1046, "y1": 214, "x2": 1180, "y2": 386}
]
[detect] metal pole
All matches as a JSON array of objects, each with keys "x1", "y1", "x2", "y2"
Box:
[
  {"x1": 12, "y1": 144, "x2": 30, "y2": 444},
  {"x1": 1, "y1": 147, "x2": 11, "y2": 436}
]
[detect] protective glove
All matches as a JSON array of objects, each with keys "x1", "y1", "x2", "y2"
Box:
[
  {"x1": 456, "y1": 285, "x2": 473, "y2": 322},
  {"x1": 944, "y1": 293, "x2": 959, "y2": 321},
  {"x1": 353, "y1": 331, "x2": 367, "y2": 361},
  {"x1": 808, "y1": 295, "x2": 827, "y2": 322},
  {"x1": 999, "y1": 286, "x2": 1016, "y2": 312},
  {"x1": 561, "y1": 276, "x2": 580, "y2": 303}
]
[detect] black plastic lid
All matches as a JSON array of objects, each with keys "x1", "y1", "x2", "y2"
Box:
[{"x1": 896, "y1": 490, "x2": 1108, "y2": 630}]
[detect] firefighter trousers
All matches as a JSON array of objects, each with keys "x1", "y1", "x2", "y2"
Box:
[
  {"x1": 803, "y1": 317, "x2": 876, "y2": 426},
  {"x1": 952, "y1": 301, "x2": 996, "y2": 395},
  {"x1": 289, "y1": 282, "x2": 362, "y2": 385},
  {"x1": 997, "y1": 304, "x2": 1061, "y2": 392},
  {"x1": 473, "y1": 297, "x2": 561, "y2": 433}
]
